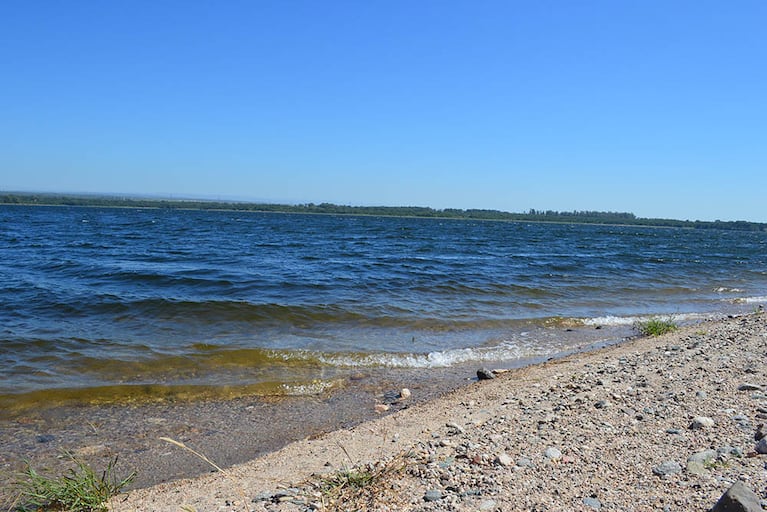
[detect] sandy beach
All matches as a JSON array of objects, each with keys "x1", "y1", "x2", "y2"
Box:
[{"x1": 91, "y1": 313, "x2": 766, "y2": 511}]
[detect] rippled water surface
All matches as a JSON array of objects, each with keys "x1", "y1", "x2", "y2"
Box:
[{"x1": 2, "y1": 205, "x2": 766, "y2": 410}]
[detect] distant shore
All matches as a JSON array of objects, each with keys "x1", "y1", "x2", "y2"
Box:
[{"x1": 3, "y1": 192, "x2": 765, "y2": 231}]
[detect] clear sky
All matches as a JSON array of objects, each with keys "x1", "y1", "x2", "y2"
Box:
[{"x1": 1, "y1": 1, "x2": 765, "y2": 222}]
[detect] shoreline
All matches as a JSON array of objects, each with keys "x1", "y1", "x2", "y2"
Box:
[
  {"x1": 4, "y1": 313, "x2": 764, "y2": 510},
  {"x1": 3, "y1": 311, "x2": 754, "y2": 419},
  {"x1": 0, "y1": 322, "x2": 639, "y2": 500},
  {"x1": 0, "y1": 313, "x2": 767, "y2": 512},
  {"x1": 112, "y1": 313, "x2": 765, "y2": 511}
]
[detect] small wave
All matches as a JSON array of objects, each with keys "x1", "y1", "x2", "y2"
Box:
[
  {"x1": 583, "y1": 312, "x2": 714, "y2": 327},
  {"x1": 583, "y1": 315, "x2": 642, "y2": 327},
  {"x1": 86, "y1": 299, "x2": 375, "y2": 327},
  {"x1": 316, "y1": 344, "x2": 547, "y2": 369},
  {"x1": 714, "y1": 287, "x2": 745, "y2": 293},
  {"x1": 732, "y1": 295, "x2": 767, "y2": 304}
]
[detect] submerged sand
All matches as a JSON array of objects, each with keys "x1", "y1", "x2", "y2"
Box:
[{"x1": 102, "y1": 313, "x2": 767, "y2": 511}]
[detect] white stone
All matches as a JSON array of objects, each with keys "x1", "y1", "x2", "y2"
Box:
[
  {"x1": 544, "y1": 447, "x2": 562, "y2": 460},
  {"x1": 690, "y1": 416, "x2": 715, "y2": 429}
]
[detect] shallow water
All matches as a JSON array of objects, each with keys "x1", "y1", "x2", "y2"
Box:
[{"x1": 1, "y1": 205, "x2": 766, "y2": 412}]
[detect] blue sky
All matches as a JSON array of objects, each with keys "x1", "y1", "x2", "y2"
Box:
[{"x1": 1, "y1": 1, "x2": 765, "y2": 222}]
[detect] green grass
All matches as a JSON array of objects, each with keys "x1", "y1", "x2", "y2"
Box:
[
  {"x1": 13, "y1": 451, "x2": 135, "y2": 512},
  {"x1": 634, "y1": 317, "x2": 678, "y2": 336},
  {"x1": 313, "y1": 455, "x2": 409, "y2": 512}
]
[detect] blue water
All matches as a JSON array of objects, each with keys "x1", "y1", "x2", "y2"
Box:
[{"x1": 2, "y1": 205, "x2": 766, "y2": 406}]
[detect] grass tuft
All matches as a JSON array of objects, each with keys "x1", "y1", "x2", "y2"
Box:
[
  {"x1": 13, "y1": 451, "x2": 135, "y2": 512},
  {"x1": 634, "y1": 316, "x2": 678, "y2": 336},
  {"x1": 313, "y1": 454, "x2": 410, "y2": 512}
]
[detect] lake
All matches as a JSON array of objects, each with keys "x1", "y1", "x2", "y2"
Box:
[{"x1": 1, "y1": 205, "x2": 766, "y2": 413}]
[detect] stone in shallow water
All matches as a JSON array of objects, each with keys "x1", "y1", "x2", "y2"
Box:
[{"x1": 711, "y1": 481, "x2": 762, "y2": 512}]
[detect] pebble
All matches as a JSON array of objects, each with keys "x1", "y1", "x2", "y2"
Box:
[
  {"x1": 399, "y1": 388, "x2": 412, "y2": 400},
  {"x1": 737, "y1": 383, "x2": 763, "y2": 392},
  {"x1": 252, "y1": 491, "x2": 274, "y2": 502},
  {"x1": 690, "y1": 416, "x2": 715, "y2": 429},
  {"x1": 718, "y1": 446, "x2": 744, "y2": 458},
  {"x1": 479, "y1": 499, "x2": 497, "y2": 511},
  {"x1": 494, "y1": 453, "x2": 513, "y2": 466},
  {"x1": 424, "y1": 489, "x2": 443, "y2": 502},
  {"x1": 755, "y1": 437, "x2": 767, "y2": 455},
  {"x1": 544, "y1": 447, "x2": 562, "y2": 460},
  {"x1": 273, "y1": 488, "x2": 300, "y2": 499},
  {"x1": 652, "y1": 460, "x2": 682, "y2": 476},
  {"x1": 516, "y1": 456, "x2": 533, "y2": 467},
  {"x1": 687, "y1": 449, "x2": 717, "y2": 475},
  {"x1": 583, "y1": 496, "x2": 602, "y2": 509},
  {"x1": 477, "y1": 368, "x2": 495, "y2": 380},
  {"x1": 732, "y1": 414, "x2": 750, "y2": 425}
]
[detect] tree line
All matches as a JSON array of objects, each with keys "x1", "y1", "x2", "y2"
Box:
[{"x1": 1, "y1": 192, "x2": 765, "y2": 231}]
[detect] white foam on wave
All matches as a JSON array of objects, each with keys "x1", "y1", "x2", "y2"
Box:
[
  {"x1": 317, "y1": 343, "x2": 552, "y2": 369},
  {"x1": 715, "y1": 287, "x2": 745, "y2": 293},
  {"x1": 732, "y1": 295, "x2": 767, "y2": 304},
  {"x1": 584, "y1": 312, "x2": 715, "y2": 327},
  {"x1": 583, "y1": 315, "x2": 641, "y2": 327}
]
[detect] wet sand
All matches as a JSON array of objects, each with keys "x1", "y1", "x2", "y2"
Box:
[{"x1": 0, "y1": 366, "x2": 474, "y2": 505}]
